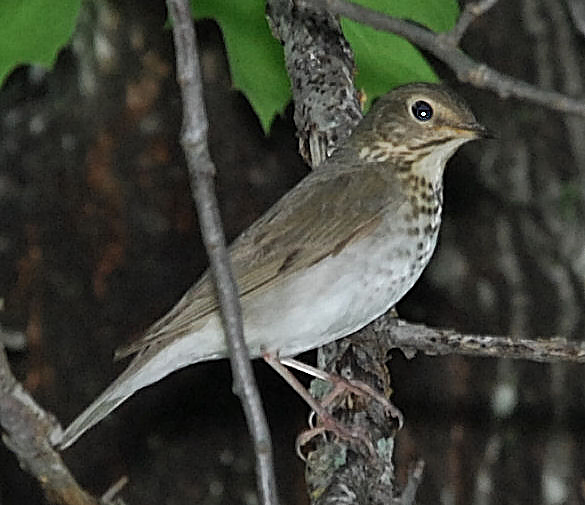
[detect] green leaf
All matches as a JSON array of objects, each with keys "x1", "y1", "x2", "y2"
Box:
[
  {"x1": 0, "y1": 0, "x2": 82, "y2": 86},
  {"x1": 341, "y1": 0, "x2": 460, "y2": 109},
  {"x1": 192, "y1": 0, "x2": 290, "y2": 133},
  {"x1": 191, "y1": 0, "x2": 458, "y2": 131}
]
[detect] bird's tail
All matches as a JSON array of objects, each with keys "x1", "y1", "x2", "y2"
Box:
[{"x1": 56, "y1": 324, "x2": 224, "y2": 450}]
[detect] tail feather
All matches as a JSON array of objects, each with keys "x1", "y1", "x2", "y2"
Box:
[
  {"x1": 58, "y1": 321, "x2": 225, "y2": 449},
  {"x1": 58, "y1": 349, "x2": 155, "y2": 449}
]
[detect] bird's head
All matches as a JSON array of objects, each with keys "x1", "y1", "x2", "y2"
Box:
[{"x1": 350, "y1": 82, "x2": 490, "y2": 180}]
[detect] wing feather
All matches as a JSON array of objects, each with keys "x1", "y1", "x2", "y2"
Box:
[{"x1": 116, "y1": 160, "x2": 403, "y2": 359}]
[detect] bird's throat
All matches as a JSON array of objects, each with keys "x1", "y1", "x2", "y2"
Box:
[{"x1": 410, "y1": 137, "x2": 469, "y2": 186}]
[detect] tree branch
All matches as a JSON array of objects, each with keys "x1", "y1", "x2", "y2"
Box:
[
  {"x1": 266, "y1": 0, "x2": 362, "y2": 167},
  {"x1": 304, "y1": 0, "x2": 585, "y2": 117},
  {"x1": 367, "y1": 316, "x2": 585, "y2": 363},
  {"x1": 448, "y1": 0, "x2": 500, "y2": 45},
  {"x1": 165, "y1": 1, "x2": 278, "y2": 504},
  {"x1": 0, "y1": 344, "x2": 103, "y2": 505}
]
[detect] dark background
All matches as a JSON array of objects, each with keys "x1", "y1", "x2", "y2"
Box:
[{"x1": 1, "y1": 0, "x2": 585, "y2": 504}]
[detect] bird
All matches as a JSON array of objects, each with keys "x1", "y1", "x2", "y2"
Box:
[{"x1": 57, "y1": 82, "x2": 489, "y2": 449}]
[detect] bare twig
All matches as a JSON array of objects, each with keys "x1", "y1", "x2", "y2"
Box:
[
  {"x1": 165, "y1": 1, "x2": 278, "y2": 504},
  {"x1": 448, "y1": 0, "x2": 500, "y2": 45},
  {"x1": 0, "y1": 344, "x2": 101, "y2": 505},
  {"x1": 304, "y1": 0, "x2": 585, "y2": 116},
  {"x1": 100, "y1": 476, "x2": 129, "y2": 504},
  {"x1": 369, "y1": 317, "x2": 585, "y2": 363}
]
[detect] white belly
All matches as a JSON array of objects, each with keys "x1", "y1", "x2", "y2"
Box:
[
  {"x1": 238, "y1": 213, "x2": 439, "y2": 358},
  {"x1": 167, "y1": 204, "x2": 441, "y2": 365}
]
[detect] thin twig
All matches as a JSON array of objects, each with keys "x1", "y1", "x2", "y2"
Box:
[
  {"x1": 305, "y1": 0, "x2": 585, "y2": 116},
  {"x1": 0, "y1": 344, "x2": 101, "y2": 505},
  {"x1": 448, "y1": 0, "x2": 500, "y2": 45},
  {"x1": 101, "y1": 476, "x2": 129, "y2": 504},
  {"x1": 165, "y1": 1, "x2": 279, "y2": 504}
]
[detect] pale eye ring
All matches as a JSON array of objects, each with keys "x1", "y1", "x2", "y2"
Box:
[{"x1": 411, "y1": 100, "x2": 433, "y2": 121}]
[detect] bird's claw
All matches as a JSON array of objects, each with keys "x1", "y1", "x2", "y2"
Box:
[
  {"x1": 320, "y1": 373, "x2": 404, "y2": 430},
  {"x1": 296, "y1": 413, "x2": 377, "y2": 461}
]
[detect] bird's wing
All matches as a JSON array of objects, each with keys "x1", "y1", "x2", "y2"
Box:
[
  {"x1": 116, "y1": 161, "x2": 405, "y2": 358},
  {"x1": 57, "y1": 162, "x2": 405, "y2": 450}
]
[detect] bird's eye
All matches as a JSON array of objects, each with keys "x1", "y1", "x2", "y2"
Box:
[{"x1": 411, "y1": 100, "x2": 433, "y2": 121}]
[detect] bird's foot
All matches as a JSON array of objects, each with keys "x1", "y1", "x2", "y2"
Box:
[
  {"x1": 263, "y1": 353, "x2": 401, "y2": 460},
  {"x1": 280, "y1": 357, "x2": 403, "y2": 429},
  {"x1": 294, "y1": 415, "x2": 376, "y2": 461}
]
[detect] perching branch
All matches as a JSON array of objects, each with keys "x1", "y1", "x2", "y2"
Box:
[
  {"x1": 165, "y1": 1, "x2": 279, "y2": 504},
  {"x1": 304, "y1": 0, "x2": 585, "y2": 117}
]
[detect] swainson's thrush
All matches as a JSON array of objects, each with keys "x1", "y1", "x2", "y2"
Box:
[{"x1": 58, "y1": 82, "x2": 488, "y2": 448}]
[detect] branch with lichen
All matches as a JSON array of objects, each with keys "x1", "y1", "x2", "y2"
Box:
[{"x1": 0, "y1": 343, "x2": 109, "y2": 505}]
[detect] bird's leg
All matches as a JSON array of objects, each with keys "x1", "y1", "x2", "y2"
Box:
[
  {"x1": 280, "y1": 357, "x2": 404, "y2": 429},
  {"x1": 263, "y1": 352, "x2": 376, "y2": 459}
]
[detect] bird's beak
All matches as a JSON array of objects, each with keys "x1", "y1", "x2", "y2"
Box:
[{"x1": 457, "y1": 122, "x2": 496, "y2": 139}]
